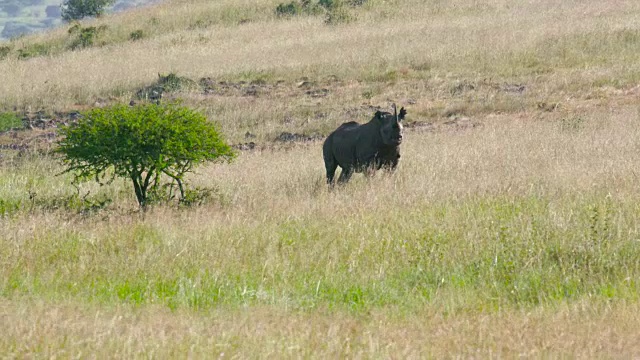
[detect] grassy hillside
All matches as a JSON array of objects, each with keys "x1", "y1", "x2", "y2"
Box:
[
  {"x1": 2, "y1": 0, "x2": 640, "y2": 357},
  {"x1": 1, "y1": 0, "x2": 640, "y2": 142}
]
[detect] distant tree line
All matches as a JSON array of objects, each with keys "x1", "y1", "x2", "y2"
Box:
[
  {"x1": 61, "y1": 0, "x2": 115, "y2": 21},
  {"x1": 0, "y1": 0, "x2": 145, "y2": 39}
]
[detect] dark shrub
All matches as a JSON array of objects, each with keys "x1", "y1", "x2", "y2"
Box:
[
  {"x1": 68, "y1": 23, "x2": 107, "y2": 49},
  {"x1": 129, "y1": 29, "x2": 144, "y2": 41},
  {"x1": 275, "y1": 2, "x2": 301, "y2": 16}
]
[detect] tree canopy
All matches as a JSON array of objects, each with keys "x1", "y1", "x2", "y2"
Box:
[
  {"x1": 61, "y1": 0, "x2": 115, "y2": 21},
  {"x1": 56, "y1": 102, "x2": 235, "y2": 208}
]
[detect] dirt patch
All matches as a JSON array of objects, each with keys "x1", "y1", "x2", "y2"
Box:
[
  {"x1": 305, "y1": 88, "x2": 329, "y2": 98},
  {"x1": 537, "y1": 101, "x2": 560, "y2": 112},
  {"x1": 231, "y1": 131, "x2": 325, "y2": 152},
  {"x1": 0, "y1": 128, "x2": 59, "y2": 159},
  {"x1": 0, "y1": 111, "x2": 81, "y2": 133},
  {"x1": 404, "y1": 118, "x2": 481, "y2": 133},
  {"x1": 199, "y1": 75, "x2": 342, "y2": 99},
  {"x1": 404, "y1": 121, "x2": 435, "y2": 132},
  {"x1": 296, "y1": 80, "x2": 316, "y2": 89},
  {"x1": 450, "y1": 80, "x2": 476, "y2": 95},
  {"x1": 501, "y1": 83, "x2": 526, "y2": 94},
  {"x1": 232, "y1": 142, "x2": 258, "y2": 151},
  {"x1": 450, "y1": 79, "x2": 527, "y2": 96},
  {"x1": 200, "y1": 77, "x2": 278, "y2": 97},
  {"x1": 24, "y1": 111, "x2": 81, "y2": 130},
  {"x1": 0, "y1": 111, "x2": 79, "y2": 154},
  {"x1": 275, "y1": 132, "x2": 324, "y2": 143},
  {"x1": 441, "y1": 116, "x2": 482, "y2": 131},
  {"x1": 0, "y1": 143, "x2": 30, "y2": 151}
]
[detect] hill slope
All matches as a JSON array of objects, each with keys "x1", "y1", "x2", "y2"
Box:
[
  {"x1": 2, "y1": 0, "x2": 640, "y2": 357},
  {"x1": 1, "y1": 0, "x2": 640, "y2": 142}
]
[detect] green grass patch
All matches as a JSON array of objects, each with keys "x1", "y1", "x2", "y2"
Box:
[
  {"x1": 0, "y1": 112, "x2": 23, "y2": 132},
  {"x1": 2, "y1": 195, "x2": 639, "y2": 313}
]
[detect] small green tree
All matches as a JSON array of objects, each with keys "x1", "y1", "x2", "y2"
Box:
[
  {"x1": 61, "y1": 0, "x2": 115, "y2": 21},
  {"x1": 56, "y1": 102, "x2": 235, "y2": 208}
]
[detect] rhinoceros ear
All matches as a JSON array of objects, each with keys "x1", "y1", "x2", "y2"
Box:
[{"x1": 398, "y1": 107, "x2": 407, "y2": 121}]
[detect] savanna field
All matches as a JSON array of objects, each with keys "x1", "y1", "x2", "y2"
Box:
[{"x1": 2, "y1": 0, "x2": 640, "y2": 357}]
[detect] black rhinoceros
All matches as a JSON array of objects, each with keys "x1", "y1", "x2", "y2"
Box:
[{"x1": 323, "y1": 105, "x2": 406, "y2": 185}]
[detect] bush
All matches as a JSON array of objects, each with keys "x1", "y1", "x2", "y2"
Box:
[
  {"x1": 275, "y1": 0, "x2": 325, "y2": 17},
  {"x1": 135, "y1": 73, "x2": 198, "y2": 102},
  {"x1": 157, "y1": 72, "x2": 197, "y2": 92},
  {"x1": 318, "y1": 0, "x2": 337, "y2": 9},
  {"x1": 0, "y1": 46, "x2": 11, "y2": 60},
  {"x1": 324, "y1": 6, "x2": 353, "y2": 25},
  {"x1": 275, "y1": 2, "x2": 302, "y2": 16},
  {"x1": 129, "y1": 29, "x2": 144, "y2": 41},
  {"x1": 0, "y1": 198, "x2": 21, "y2": 218},
  {"x1": 61, "y1": 0, "x2": 115, "y2": 21},
  {"x1": 275, "y1": 0, "x2": 364, "y2": 20},
  {"x1": 56, "y1": 102, "x2": 235, "y2": 208},
  {"x1": 17, "y1": 43, "x2": 51, "y2": 59},
  {"x1": 28, "y1": 191, "x2": 112, "y2": 214},
  {"x1": 68, "y1": 23, "x2": 107, "y2": 49}
]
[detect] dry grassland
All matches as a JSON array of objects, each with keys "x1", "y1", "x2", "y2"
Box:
[
  {"x1": 3, "y1": 108, "x2": 640, "y2": 356},
  {"x1": 2, "y1": 0, "x2": 640, "y2": 357},
  {"x1": 2, "y1": 300, "x2": 640, "y2": 358},
  {"x1": 2, "y1": 0, "x2": 640, "y2": 124}
]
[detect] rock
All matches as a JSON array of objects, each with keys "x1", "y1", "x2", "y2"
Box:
[
  {"x1": 297, "y1": 81, "x2": 314, "y2": 88},
  {"x1": 233, "y1": 142, "x2": 256, "y2": 151}
]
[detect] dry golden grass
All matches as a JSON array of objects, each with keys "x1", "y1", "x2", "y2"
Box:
[
  {"x1": 2, "y1": 0, "x2": 640, "y2": 121},
  {"x1": 3, "y1": 106, "x2": 640, "y2": 356},
  {"x1": 3, "y1": 104, "x2": 640, "y2": 219},
  {"x1": 2, "y1": 300, "x2": 640, "y2": 358}
]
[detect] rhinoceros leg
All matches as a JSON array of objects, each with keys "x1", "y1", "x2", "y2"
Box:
[
  {"x1": 337, "y1": 166, "x2": 354, "y2": 183},
  {"x1": 363, "y1": 163, "x2": 377, "y2": 177},
  {"x1": 325, "y1": 158, "x2": 338, "y2": 185},
  {"x1": 379, "y1": 153, "x2": 400, "y2": 172},
  {"x1": 323, "y1": 137, "x2": 338, "y2": 185},
  {"x1": 385, "y1": 159, "x2": 399, "y2": 172}
]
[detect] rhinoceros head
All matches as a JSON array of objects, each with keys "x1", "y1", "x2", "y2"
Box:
[{"x1": 376, "y1": 104, "x2": 406, "y2": 146}]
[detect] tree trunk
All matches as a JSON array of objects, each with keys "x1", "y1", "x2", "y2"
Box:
[
  {"x1": 177, "y1": 178, "x2": 185, "y2": 201},
  {"x1": 131, "y1": 175, "x2": 145, "y2": 208}
]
